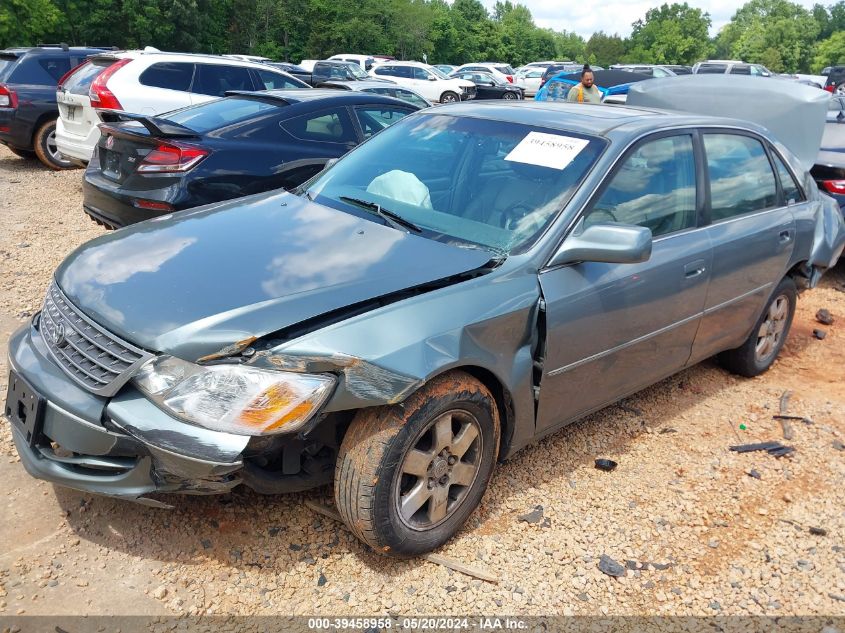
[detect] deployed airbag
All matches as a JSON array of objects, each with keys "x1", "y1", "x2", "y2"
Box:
[{"x1": 366, "y1": 170, "x2": 433, "y2": 209}]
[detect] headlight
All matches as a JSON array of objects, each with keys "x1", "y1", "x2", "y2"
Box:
[{"x1": 133, "y1": 356, "x2": 335, "y2": 436}]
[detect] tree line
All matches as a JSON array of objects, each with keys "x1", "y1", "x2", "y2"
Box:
[{"x1": 2, "y1": 0, "x2": 844, "y2": 73}]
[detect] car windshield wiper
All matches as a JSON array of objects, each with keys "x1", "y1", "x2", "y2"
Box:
[{"x1": 339, "y1": 196, "x2": 422, "y2": 233}]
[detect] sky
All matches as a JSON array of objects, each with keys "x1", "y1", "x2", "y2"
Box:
[{"x1": 485, "y1": 0, "x2": 820, "y2": 39}]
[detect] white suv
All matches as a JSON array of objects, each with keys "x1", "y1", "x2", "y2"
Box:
[
  {"x1": 370, "y1": 61, "x2": 475, "y2": 103},
  {"x1": 55, "y1": 50, "x2": 308, "y2": 163}
]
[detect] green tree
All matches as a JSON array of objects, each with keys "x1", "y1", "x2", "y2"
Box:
[
  {"x1": 553, "y1": 30, "x2": 586, "y2": 61},
  {"x1": 627, "y1": 3, "x2": 712, "y2": 64},
  {"x1": 585, "y1": 31, "x2": 627, "y2": 67},
  {"x1": 0, "y1": 0, "x2": 61, "y2": 48},
  {"x1": 716, "y1": 0, "x2": 818, "y2": 72},
  {"x1": 813, "y1": 31, "x2": 845, "y2": 71}
]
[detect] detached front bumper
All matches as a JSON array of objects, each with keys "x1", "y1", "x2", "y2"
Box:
[{"x1": 5, "y1": 320, "x2": 246, "y2": 506}]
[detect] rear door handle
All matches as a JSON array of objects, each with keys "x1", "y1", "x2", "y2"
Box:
[
  {"x1": 779, "y1": 230, "x2": 793, "y2": 244},
  {"x1": 684, "y1": 259, "x2": 707, "y2": 278}
]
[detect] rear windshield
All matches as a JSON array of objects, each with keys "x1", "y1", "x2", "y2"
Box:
[
  {"x1": 164, "y1": 96, "x2": 282, "y2": 133},
  {"x1": 698, "y1": 64, "x2": 727, "y2": 74},
  {"x1": 495, "y1": 65, "x2": 515, "y2": 75},
  {"x1": 62, "y1": 59, "x2": 116, "y2": 94},
  {"x1": 671, "y1": 66, "x2": 693, "y2": 75},
  {"x1": 0, "y1": 55, "x2": 20, "y2": 81},
  {"x1": 306, "y1": 113, "x2": 606, "y2": 254}
]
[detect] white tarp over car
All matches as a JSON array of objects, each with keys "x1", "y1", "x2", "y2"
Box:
[{"x1": 626, "y1": 75, "x2": 829, "y2": 172}]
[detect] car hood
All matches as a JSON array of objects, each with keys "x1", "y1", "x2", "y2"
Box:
[{"x1": 55, "y1": 190, "x2": 494, "y2": 360}]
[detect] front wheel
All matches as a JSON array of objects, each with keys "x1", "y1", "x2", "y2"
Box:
[
  {"x1": 33, "y1": 120, "x2": 76, "y2": 170},
  {"x1": 502, "y1": 91, "x2": 518, "y2": 100},
  {"x1": 440, "y1": 91, "x2": 459, "y2": 103},
  {"x1": 335, "y1": 371, "x2": 500, "y2": 557},
  {"x1": 718, "y1": 276, "x2": 796, "y2": 377}
]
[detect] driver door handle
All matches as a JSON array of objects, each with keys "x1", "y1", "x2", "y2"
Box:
[{"x1": 684, "y1": 259, "x2": 707, "y2": 279}]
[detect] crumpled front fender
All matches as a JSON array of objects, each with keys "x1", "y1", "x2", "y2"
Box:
[{"x1": 807, "y1": 193, "x2": 845, "y2": 287}]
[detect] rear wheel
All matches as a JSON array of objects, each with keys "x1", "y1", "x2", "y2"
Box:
[
  {"x1": 33, "y1": 120, "x2": 76, "y2": 170},
  {"x1": 718, "y1": 276, "x2": 796, "y2": 377},
  {"x1": 335, "y1": 371, "x2": 500, "y2": 557},
  {"x1": 7, "y1": 147, "x2": 35, "y2": 159},
  {"x1": 440, "y1": 91, "x2": 459, "y2": 103}
]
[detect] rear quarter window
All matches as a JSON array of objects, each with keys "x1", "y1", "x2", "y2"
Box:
[
  {"x1": 139, "y1": 62, "x2": 195, "y2": 92},
  {"x1": 39, "y1": 58, "x2": 72, "y2": 82}
]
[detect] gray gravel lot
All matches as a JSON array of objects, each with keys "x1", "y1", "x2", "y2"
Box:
[{"x1": 0, "y1": 144, "x2": 844, "y2": 618}]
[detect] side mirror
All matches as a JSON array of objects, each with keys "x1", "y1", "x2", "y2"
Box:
[
  {"x1": 548, "y1": 222, "x2": 652, "y2": 267},
  {"x1": 428, "y1": 76, "x2": 437, "y2": 81}
]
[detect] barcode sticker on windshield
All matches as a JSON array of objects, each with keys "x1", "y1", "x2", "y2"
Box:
[{"x1": 505, "y1": 132, "x2": 589, "y2": 170}]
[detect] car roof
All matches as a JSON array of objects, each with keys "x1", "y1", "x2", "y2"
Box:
[
  {"x1": 90, "y1": 50, "x2": 284, "y2": 69},
  {"x1": 1, "y1": 45, "x2": 112, "y2": 56},
  {"x1": 377, "y1": 60, "x2": 428, "y2": 68},
  {"x1": 320, "y1": 80, "x2": 411, "y2": 91},
  {"x1": 431, "y1": 100, "x2": 755, "y2": 137},
  {"x1": 226, "y1": 88, "x2": 416, "y2": 107}
]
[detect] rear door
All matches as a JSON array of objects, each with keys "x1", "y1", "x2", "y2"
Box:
[
  {"x1": 536, "y1": 132, "x2": 712, "y2": 433},
  {"x1": 689, "y1": 131, "x2": 796, "y2": 362},
  {"x1": 132, "y1": 61, "x2": 195, "y2": 114}
]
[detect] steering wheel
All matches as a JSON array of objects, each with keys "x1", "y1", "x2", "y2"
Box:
[
  {"x1": 584, "y1": 208, "x2": 619, "y2": 225},
  {"x1": 499, "y1": 202, "x2": 535, "y2": 230}
]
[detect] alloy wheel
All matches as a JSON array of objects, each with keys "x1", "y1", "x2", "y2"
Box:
[
  {"x1": 394, "y1": 410, "x2": 483, "y2": 530},
  {"x1": 45, "y1": 130, "x2": 73, "y2": 167},
  {"x1": 755, "y1": 294, "x2": 789, "y2": 361}
]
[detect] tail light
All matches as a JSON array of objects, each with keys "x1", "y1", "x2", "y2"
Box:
[
  {"x1": 822, "y1": 179, "x2": 845, "y2": 194},
  {"x1": 57, "y1": 60, "x2": 88, "y2": 92},
  {"x1": 506, "y1": 75, "x2": 513, "y2": 83},
  {"x1": 0, "y1": 84, "x2": 18, "y2": 108},
  {"x1": 138, "y1": 142, "x2": 209, "y2": 173},
  {"x1": 132, "y1": 198, "x2": 174, "y2": 211},
  {"x1": 89, "y1": 58, "x2": 132, "y2": 110},
  {"x1": 825, "y1": 85, "x2": 835, "y2": 93}
]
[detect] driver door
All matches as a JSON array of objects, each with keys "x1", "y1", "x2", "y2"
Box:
[{"x1": 536, "y1": 132, "x2": 713, "y2": 433}]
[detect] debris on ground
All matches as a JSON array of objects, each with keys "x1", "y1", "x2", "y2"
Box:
[
  {"x1": 729, "y1": 441, "x2": 795, "y2": 457},
  {"x1": 777, "y1": 417, "x2": 795, "y2": 440},
  {"x1": 779, "y1": 390, "x2": 792, "y2": 414},
  {"x1": 809, "y1": 527, "x2": 828, "y2": 536},
  {"x1": 659, "y1": 427, "x2": 677, "y2": 434},
  {"x1": 833, "y1": 439, "x2": 845, "y2": 451},
  {"x1": 518, "y1": 505, "x2": 544, "y2": 524},
  {"x1": 748, "y1": 469, "x2": 762, "y2": 480},
  {"x1": 597, "y1": 555, "x2": 625, "y2": 577},
  {"x1": 594, "y1": 459, "x2": 618, "y2": 472},
  {"x1": 815, "y1": 309, "x2": 835, "y2": 325},
  {"x1": 813, "y1": 329, "x2": 827, "y2": 340}
]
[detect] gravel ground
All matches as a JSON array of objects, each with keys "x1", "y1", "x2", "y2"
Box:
[{"x1": 0, "y1": 144, "x2": 844, "y2": 619}]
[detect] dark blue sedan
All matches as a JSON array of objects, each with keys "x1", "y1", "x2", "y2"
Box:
[{"x1": 82, "y1": 89, "x2": 419, "y2": 228}]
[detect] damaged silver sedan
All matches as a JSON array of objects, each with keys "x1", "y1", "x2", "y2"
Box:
[{"x1": 5, "y1": 97, "x2": 845, "y2": 557}]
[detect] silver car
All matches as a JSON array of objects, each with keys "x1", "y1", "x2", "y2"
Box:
[{"x1": 5, "y1": 100, "x2": 844, "y2": 558}]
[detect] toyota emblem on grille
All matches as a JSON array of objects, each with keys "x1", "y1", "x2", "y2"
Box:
[{"x1": 53, "y1": 322, "x2": 68, "y2": 348}]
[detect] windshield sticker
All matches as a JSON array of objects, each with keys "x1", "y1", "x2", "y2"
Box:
[{"x1": 505, "y1": 132, "x2": 590, "y2": 170}]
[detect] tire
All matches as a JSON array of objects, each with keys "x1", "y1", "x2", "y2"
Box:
[
  {"x1": 33, "y1": 120, "x2": 76, "y2": 170},
  {"x1": 440, "y1": 91, "x2": 459, "y2": 104},
  {"x1": 7, "y1": 147, "x2": 35, "y2": 159},
  {"x1": 335, "y1": 370, "x2": 500, "y2": 557},
  {"x1": 718, "y1": 276, "x2": 796, "y2": 377},
  {"x1": 836, "y1": 84, "x2": 845, "y2": 95},
  {"x1": 502, "y1": 91, "x2": 518, "y2": 100}
]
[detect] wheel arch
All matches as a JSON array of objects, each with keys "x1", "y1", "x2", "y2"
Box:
[{"x1": 31, "y1": 111, "x2": 59, "y2": 146}]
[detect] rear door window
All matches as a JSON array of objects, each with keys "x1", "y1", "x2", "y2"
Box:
[
  {"x1": 704, "y1": 133, "x2": 778, "y2": 220},
  {"x1": 192, "y1": 64, "x2": 255, "y2": 96},
  {"x1": 412, "y1": 67, "x2": 431, "y2": 80},
  {"x1": 697, "y1": 64, "x2": 727, "y2": 74},
  {"x1": 38, "y1": 57, "x2": 72, "y2": 82},
  {"x1": 253, "y1": 68, "x2": 305, "y2": 90},
  {"x1": 584, "y1": 134, "x2": 697, "y2": 237},
  {"x1": 139, "y1": 62, "x2": 195, "y2": 91},
  {"x1": 772, "y1": 152, "x2": 804, "y2": 204},
  {"x1": 281, "y1": 108, "x2": 357, "y2": 143},
  {"x1": 729, "y1": 65, "x2": 751, "y2": 75},
  {"x1": 354, "y1": 105, "x2": 413, "y2": 138}
]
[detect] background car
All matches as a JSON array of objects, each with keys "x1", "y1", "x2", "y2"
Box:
[
  {"x1": 318, "y1": 79, "x2": 432, "y2": 108},
  {"x1": 434, "y1": 64, "x2": 456, "y2": 75},
  {"x1": 539, "y1": 62, "x2": 587, "y2": 90},
  {"x1": 825, "y1": 66, "x2": 845, "y2": 94},
  {"x1": 82, "y1": 89, "x2": 419, "y2": 227},
  {"x1": 812, "y1": 96, "x2": 845, "y2": 211},
  {"x1": 612, "y1": 64, "x2": 690, "y2": 77},
  {"x1": 291, "y1": 60, "x2": 392, "y2": 86},
  {"x1": 370, "y1": 61, "x2": 475, "y2": 103},
  {"x1": 55, "y1": 50, "x2": 308, "y2": 163},
  {"x1": 328, "y1": 54, "x2": 377, "y2": 71},
  {"x1": 448, "y1": 70, "x2": 523, "y2": 99},
  {"x1": 516, "y1": 67, "x2": 544, "y2": 96},
  {"x1": 0, "y1": 44, "x2": 112, "y2": 169},
  {"x1": 693, "y1": 60, "x2": 773, "y2": 76},
  {"x1": 452, "y1": 62, "x2": 518, "y2": 84}
]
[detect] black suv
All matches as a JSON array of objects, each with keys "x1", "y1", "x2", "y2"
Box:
[{"x1": 0, "y1": 44, "x2": 111, "y2": 169}]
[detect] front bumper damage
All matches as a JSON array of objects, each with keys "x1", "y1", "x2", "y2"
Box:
[{"x1": 6, "y1": 320, "x2": 248, "y2": 507}]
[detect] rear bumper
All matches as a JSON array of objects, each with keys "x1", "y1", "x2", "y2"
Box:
[
  {"x1": 82, "y1": 167, "x2": 181, "y2": 228},
  {"x1": 55, "y1": 117, "x2": 98, "y2": 162},
  {"x1": 0, "y1": 107, "x2": 33, "y2": 150},
  {"x1": 5, "y1": 321, "x2": 246, "y2": 505}
]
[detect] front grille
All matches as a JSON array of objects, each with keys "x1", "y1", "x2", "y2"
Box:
[
  {"x1": 462, "y1": 86, "x2": 477, "y2": 100},
  {"x1": 40, "y1": 282, "x2": 152, "y2": 397}
]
